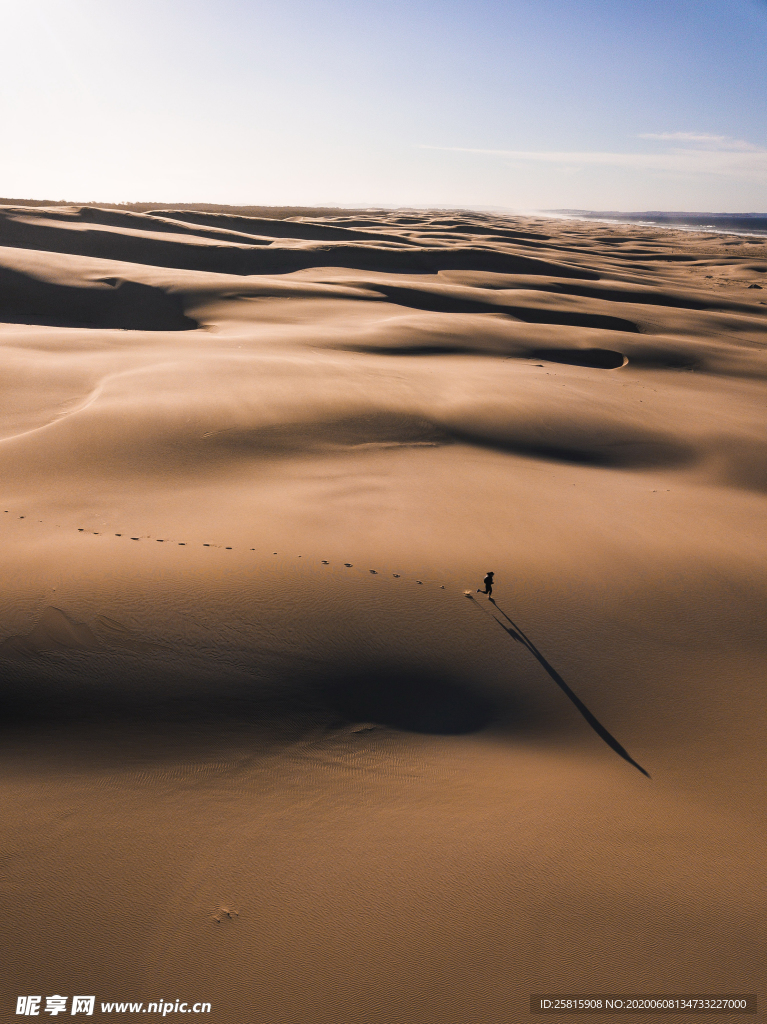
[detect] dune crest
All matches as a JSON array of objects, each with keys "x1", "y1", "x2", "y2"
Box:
[{"x1": 0, "y1": 606, "x2": 99, "y2": 655}]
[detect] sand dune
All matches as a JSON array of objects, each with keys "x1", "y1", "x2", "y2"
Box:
[{"x1": 1, "y1": 206, "x2": 765, "y2": 1023}]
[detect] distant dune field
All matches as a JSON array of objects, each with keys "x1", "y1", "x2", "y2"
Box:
[{"x1": 1, "y1": 204, "x2": 765, "y2": 1023}]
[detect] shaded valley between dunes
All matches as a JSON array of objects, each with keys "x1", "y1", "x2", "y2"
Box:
[{"x1": 0, "y1": 204, "x2": 765, "y2": 1024}]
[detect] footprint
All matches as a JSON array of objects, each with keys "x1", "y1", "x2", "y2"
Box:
[{"x1": 212, "y1": 905, "x2": 240, "y2": 924}]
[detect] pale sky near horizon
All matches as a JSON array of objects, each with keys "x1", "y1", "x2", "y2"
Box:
[{"x1": 1, "y1": 0, "x2": 766, "y2": 211}]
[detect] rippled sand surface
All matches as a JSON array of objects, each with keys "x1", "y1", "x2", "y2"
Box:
[{"x1": 1, "y1": 205, "x2": 766, "y2": 1022}]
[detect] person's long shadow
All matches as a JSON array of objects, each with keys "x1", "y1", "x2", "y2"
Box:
[{"x1": 470, "y1": 596, "x2": 650, "y2": 778}]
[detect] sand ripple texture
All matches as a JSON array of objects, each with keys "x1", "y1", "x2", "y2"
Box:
[{"x1": 0, "y1": 205, "x2": 765, "y2": 1023}]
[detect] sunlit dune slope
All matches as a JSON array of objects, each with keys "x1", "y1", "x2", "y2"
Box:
[{"x1": 0, "y1": 205, "x2": 765, "y2": 1024}]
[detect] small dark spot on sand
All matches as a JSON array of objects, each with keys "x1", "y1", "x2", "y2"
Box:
[
  {"x1": 78, "y1": 528, "x2": 84, "y2": 531},
  {"x1": 156, "y1": 539, "x2": 163, "y2": 542},
  {"x1": 345, "y1": 563, "x2": 353, "y2": 567},
  {"x1": 322, "y1": 560, "x2": 329, "y2": 564},
  {"x1": 115, "y1": 533, "x2": 121, "y2": 536},
  {"x1": 416, "y1": 580, "x2": 423, "y2": 584},
  {"x1": 393, "y1": 574, "x2": 400, "y2": 577},
  {"x1": 369, "y1": 570, "x2": 377, "y2": 574},
  {"x1": 131, "y1": 537, "x2": 139, "y2": 540},
  {"x1": 179, "y1": 542, "x2": 185, "y2": 545},
  {"x1": 226, "y1": 547, "x2": 232, "y2": 550}
]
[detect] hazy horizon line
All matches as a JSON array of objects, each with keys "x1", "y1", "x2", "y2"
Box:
[{"x1": 1, "y1": 197, "x2": 766, "y2": 218}]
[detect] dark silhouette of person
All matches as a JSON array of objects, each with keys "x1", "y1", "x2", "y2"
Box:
[{"x1": 477, "y1": 571, "x2": 494, "y2": 597}]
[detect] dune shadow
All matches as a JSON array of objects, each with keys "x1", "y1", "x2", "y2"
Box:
[
  {"x1": 0, "y1": 609, "x2": 321, "y2": 727},
  {"x1": 530, "y1": 347, "x2": 626, "y2": 369},
  {"x1": 446, "y1": 425, "x2": 697, "y2": 470},
  {"x1": 0, "y1": 653, "x2": 318, "y2": 730},
  {"x1": 0, "y1": 607, "x2": 642, "y2": 756},
  {"x1": 347, "y1": 343, "x2": 479, "y2": 357},
  {"x1": 318, "y1": 663, "x2": 496, "y2": 735},
  {"x1": 0, "y1": 634, "x2": 497, "y2": 738},
  {"x1": 146, "y1": 208, "x2": 415, "y2": 245},
  {"x1": 470, "y1": 597, "x2": 650, "y2": 776},
  {"x1": 0, "y1": 266, "x2": 197, "y2": 331},
  {"x1": 370, "y1": 284, "x2": 638, "y2": 331},
  {"x1": 0, "y1": 212, "x2": 600, "y2": 278},
  {"x1": 342, "y1": 343, "x2": 632, "y2": 370}
]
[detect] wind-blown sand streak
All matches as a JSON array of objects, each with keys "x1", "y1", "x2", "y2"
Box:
[{"x1": 0, "y1": 205, "x2": 765, "y2": 1023}]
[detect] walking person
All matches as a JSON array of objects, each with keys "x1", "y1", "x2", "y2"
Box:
[{"x1": 477, "y1": 571, "x2": 494, "y2": 598}]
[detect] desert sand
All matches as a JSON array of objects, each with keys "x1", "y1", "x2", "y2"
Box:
[{"x1": 1, "y1": 204, "x2": 765, "y2": 1023}]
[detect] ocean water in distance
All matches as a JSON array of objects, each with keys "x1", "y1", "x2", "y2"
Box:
[{"x1": 546, "y1": 210, "x2": 767, "y2": 239}]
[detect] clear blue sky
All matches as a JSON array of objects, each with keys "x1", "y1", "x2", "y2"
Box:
[{"x1": 2, "y1": 0, "x2": 766, "y2": 210}]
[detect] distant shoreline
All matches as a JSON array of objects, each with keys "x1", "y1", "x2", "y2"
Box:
[{"x1": 545, "y1": 209, "x2": 767, "y2": 239}]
